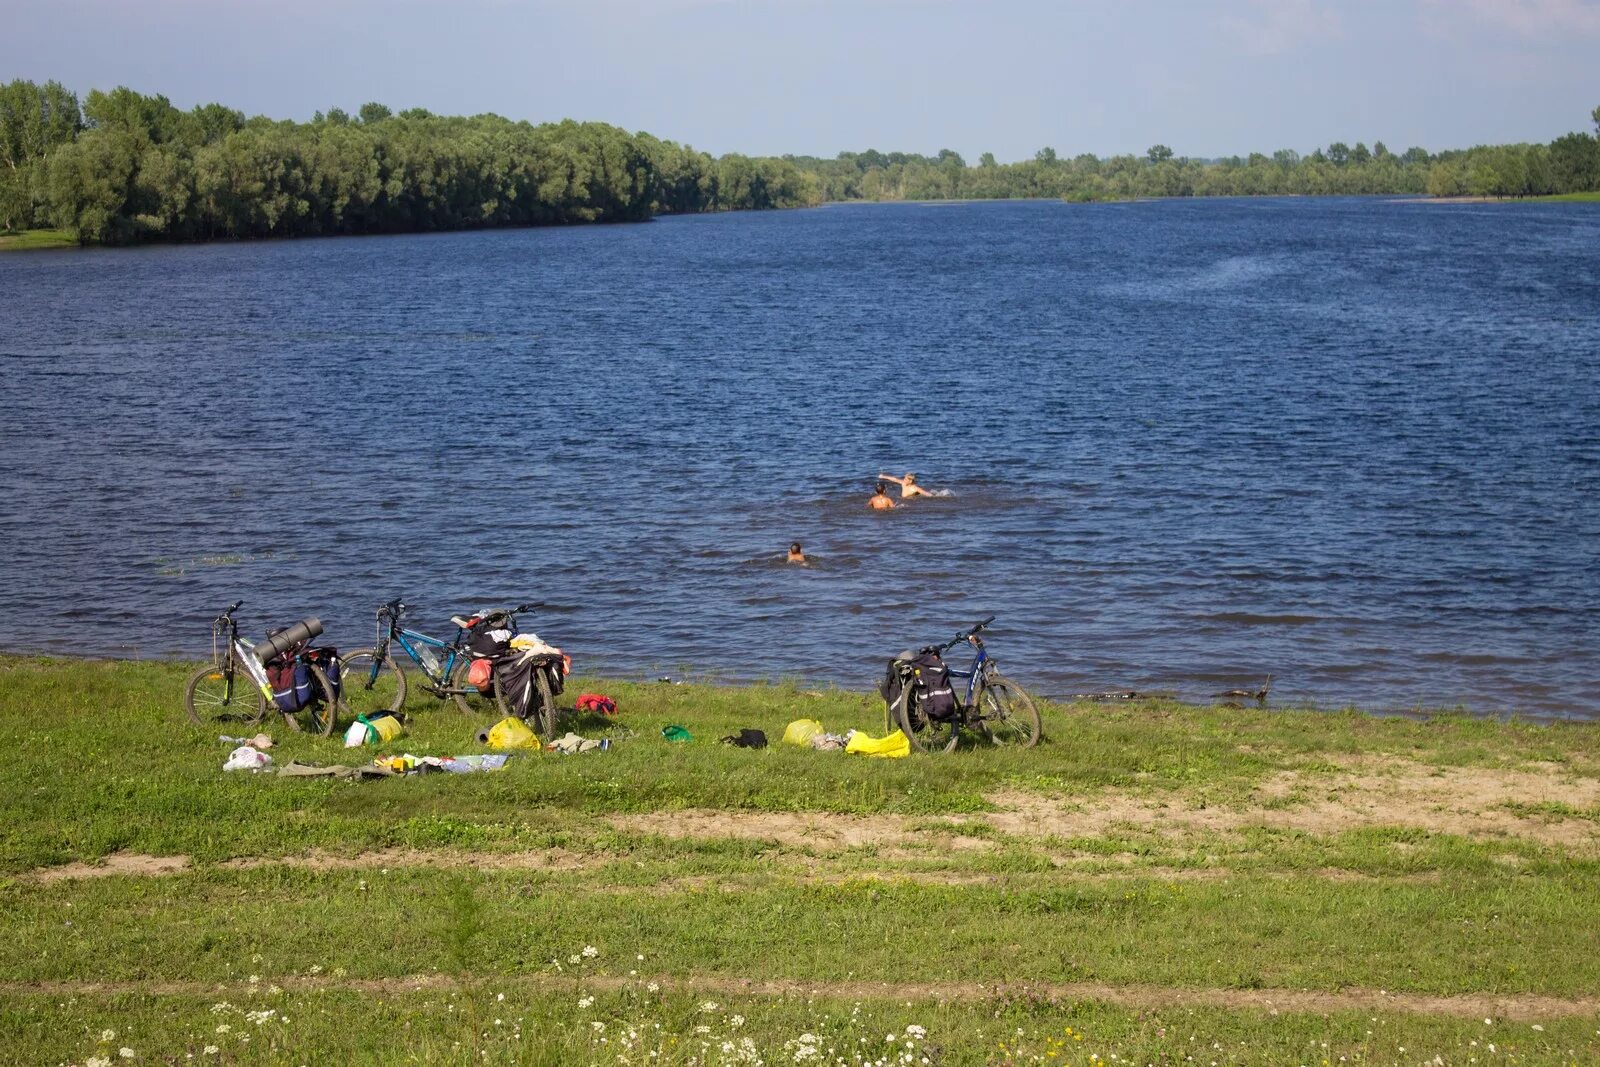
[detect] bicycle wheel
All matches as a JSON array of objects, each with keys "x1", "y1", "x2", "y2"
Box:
[
  {"x1": 896, "y1": 690, "x2": 958, "y2": 753},
  {"x1": 534, "y1": 668, "x2": 559, "y2": 741},
  {"x1": 183, "y1": 664, "x2": 267, "y2": 728},
  {"x1": 976, "y1": 675, "x2": 1042, "y2": 748},
  {"x1": 337, "y1": 649, "x2": 407, "y2": 720},
  {"x1": 449, "y1": 657, "x2": 508, "y2": 719}
]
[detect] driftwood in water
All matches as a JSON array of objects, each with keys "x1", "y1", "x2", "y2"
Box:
[{"x1": 1213, "y1": 675, "x2": 1273, "y2": 703}]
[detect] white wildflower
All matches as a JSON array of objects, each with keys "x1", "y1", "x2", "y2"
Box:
[
  {"x1": 731, "y1": 1014, "x2": 745, "y2": 1028},
  {"x1": 647, "y1": 981, "x2": 660, "y2": 993},
  {"x1": 581, "y1": 945, "x2": 598, "y2": 958},
  {"x1": 905, "y1": 1025, "x2": 926, "y2": 1040},
  {"x1": 579, "y1": 996, "x2": 595, "y2": 1009},
  {"x1": 699, "y1": 1001, "x2": 720, "y2": 1013},
  {"x1": 203, "y1": 1047, "x2": 219, "y2": 1056},
  {"x1": 119, "y1": 1049, "x2": 135, "y2": 1060},
  {"x1": 100, "y1": 1030, "x2": 117, "y2": 1042},
  {"x1": 215, "y1": 1024, "x2": 231, "y2": 1034},
  {"x1": 86, "y1": 1058, "x2": 112, "y2": 1067}
]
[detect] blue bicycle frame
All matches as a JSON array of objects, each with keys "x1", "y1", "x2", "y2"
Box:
[
  {"x1": 389, "y1": 626, "x2": 467, "y2": 688},
  {"x1": 944, "y1": 643, "x2": 987, "y2": 709}
]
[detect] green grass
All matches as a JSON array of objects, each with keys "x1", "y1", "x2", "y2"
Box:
[
  {"x1": 0, "y1": 227, "x2": 77, "y2": 250},
  {"x1": 1536, "y1": 191, "x2": 1600, "y2": 202},
  {"x1": 3, "y1": 655, "x2": 1598, "y2": 1064}
]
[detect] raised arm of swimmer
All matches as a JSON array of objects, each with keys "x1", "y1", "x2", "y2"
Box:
[{"x1": 878, "y1": 472, "x2": 933, "y2": 498}]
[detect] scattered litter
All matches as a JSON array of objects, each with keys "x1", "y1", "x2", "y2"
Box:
[
  {"x1": 276, "y1": 754, "x2": 511, "y2": 779},
  {"x1": 576, "y1": 693, "x2": 618, "y2": 716},
  {"x1": 343, "y1": 713, "x2": 404, "y2": 748},
  {"x1": 220, "y1": 734, "x2": 273, "y2": 750},
  {"x1": 845, "y1": 728, "x2": 910, "y2": 759},
  {"x1": 661, "y1": 724, "x2": 693, "y2": 743},
  {"x1": 548, "y1": 731, "x2": 610, "y2": 754},
  {"x1": 223, "y1": 746, "x2": 274, "y2": 773},
  {"x1": 782, "y1": 719, "x2": 824, "y2": 747},
  {"x1": 720, "y1": 728, "x2": 767, "y2": 749},
  {"x1": 809, "y1": 732, "x2": 849, "y2": 751},
  {"x1": 478, "y1": 717, "x2": 539, "y2": 750}
]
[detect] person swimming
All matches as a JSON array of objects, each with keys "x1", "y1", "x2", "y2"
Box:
[
  {"x1": 869, "y1": 481, "x2": 896, "y2": 510},
  {"x1": 787, "y1": 541, "x2": 808, "y2": 564},
  {"x1": 879, "y1": 471, "x2": 934, "y2": 499}
]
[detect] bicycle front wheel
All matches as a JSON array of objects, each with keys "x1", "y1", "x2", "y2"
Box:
[
  {"x1": 534, "y1": 668, "x2": 558, "y2": 741},
  {"x1": 183, "y1": 665, "x2": 267, "y2": 728},
  {"x1": 338, "y1": 649, "x2": 407, "y2": 720},
  {"x1": 450, "y1": 657, "x2": 509, "y2": 719},
  {"x1": 976, "y1": 675, "x2": 1042, "y2": 748},
  {"x1": 896, "y1": 691, "x2": 958, "y2": 753}
]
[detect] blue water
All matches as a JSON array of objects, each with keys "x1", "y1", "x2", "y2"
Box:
[{"x1": 1, "y1": 198, "x2": 1597, "y2": 716}]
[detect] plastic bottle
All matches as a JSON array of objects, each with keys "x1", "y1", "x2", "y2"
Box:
[{"x1": 417, "y1": 644, "x2": 441, "y2": 676}]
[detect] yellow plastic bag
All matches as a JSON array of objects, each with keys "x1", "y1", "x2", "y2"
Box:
[
  {"x1": 845, "y1": 728, "x2": 910, "y2": 759},
  {"x1": 481, "y1": 716, "x2": 539, "y2": 750},
  {"x1": 782, "y1": 718, "x2": 824, "y2": 747}
]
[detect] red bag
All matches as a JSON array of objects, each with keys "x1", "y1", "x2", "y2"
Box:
[
  {"x1": 467, "y1": 657, "x2": 494, "y2": 694},
  {"x1": 576, "y1": 692, "x2": 617, "y2": 716}
]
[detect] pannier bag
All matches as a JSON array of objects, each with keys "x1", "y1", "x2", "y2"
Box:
[
  {"x1": 886, "y1": 651, "x2": 956, "y2": 726},
  {"x1": 266, "y1": 645, "x2": 340, "y2": 712},
  {"x1": 495, "y1": 649, "x2": 566, "y2": 720}
]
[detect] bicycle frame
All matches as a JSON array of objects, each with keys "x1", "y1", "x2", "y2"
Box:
[
  {"x1": 212, "y1": 608, "x2": 272, "y2": 704},
  {"x1": 389, "y1": 626, "x2": 465, "y2": 688},
  {"x1": 943, "y1": 641, "x2": 989, "y2": 712}
]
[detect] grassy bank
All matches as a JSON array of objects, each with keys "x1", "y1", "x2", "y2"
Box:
[
  {"x1": 0, "y1": 227, "x2": 77, "y2": 250},
  {"x1": 2, "y1": 655, "x2": 1597, "y2": 1064}
]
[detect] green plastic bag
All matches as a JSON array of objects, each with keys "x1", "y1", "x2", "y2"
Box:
[{"x1": 662, "y1": 724, "x2": 693, "y2": 743}]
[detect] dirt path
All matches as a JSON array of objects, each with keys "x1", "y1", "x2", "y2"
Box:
[{"x1": 2, "y1": 973, "x2": 1595, "y2": 1021}]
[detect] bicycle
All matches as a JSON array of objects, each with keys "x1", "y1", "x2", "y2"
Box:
[
  {"x1": 883, "y1": 615, "x2": 1041, "y2": 753},
  {"x1": 338, "y1": 599, "x2": 555, "y2": 733},
  {"x1": 182, "y1": 602, "x2": 340, "y2": 735}
]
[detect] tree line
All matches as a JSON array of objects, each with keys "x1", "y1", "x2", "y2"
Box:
[
  {"x1": 3, "y1": 81, "x2": 1598, "y2": 245},
  {"x1": 0, "y1": 82, "x2": 822, "y2": 242}
]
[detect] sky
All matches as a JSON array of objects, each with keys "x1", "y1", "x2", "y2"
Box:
[{"x1": 4, "y1": 0, "x2": 1598, "y2": 161}]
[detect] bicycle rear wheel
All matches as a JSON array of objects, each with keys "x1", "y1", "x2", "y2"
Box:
[
  {"x1": 450, "y1": 657, "x2": 509, "y2": 719},
  {"x1": 280, "y1": 662, "x2": 341, "y2": 737},
  {"x1": 338, "y1": 649, "x2": 407, "y2": 720},
  {"x1": 183, "y1": 665, "x2": 267, "y2": 728},
  {"x1": 976, "y1": 675, "x2": 1041, "y2": 748},
  {"x1": 895, "y1": 691, "x2": 958, "y2": 753}
]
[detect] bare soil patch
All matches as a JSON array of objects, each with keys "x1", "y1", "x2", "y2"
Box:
[
  {"x1": 988, "y1": 758, "x2": 1600, "y2": 850},
  {"x1": 20, "y1": 853, "x2": 191, "y2": 883},
  {"x1": 611, "y1": 809, "x2": 992, "y2": 854}
]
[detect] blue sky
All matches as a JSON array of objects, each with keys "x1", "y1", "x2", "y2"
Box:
[{"x1": 4, "y1": 0, "x2": 1597, "y2": 160}]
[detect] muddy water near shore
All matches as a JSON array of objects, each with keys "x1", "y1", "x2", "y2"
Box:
[{"x1": 0, "y1": 198, "x2": 1596, "y2": 715}]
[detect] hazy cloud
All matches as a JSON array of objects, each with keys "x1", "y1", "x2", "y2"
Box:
[
  {"x1": 1436, "y1": 0, "x2": 1600, "y2": 35},
  {"x1": 1221, "y1": 0, "x2": 1342, "y2": 56}
]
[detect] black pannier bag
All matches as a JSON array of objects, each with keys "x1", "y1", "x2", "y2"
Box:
[
  {"x1": 494, "y1": 649, "x2": 565, "y2": 719},
  {"x1": 882, "y1": 650, "x2": 957, "y2": 726},
  {"x1": 907, "y1": 650, "x2": 957, "y2": 722}
]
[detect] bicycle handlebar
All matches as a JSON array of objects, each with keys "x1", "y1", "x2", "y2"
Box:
[
  {"x1": 919, "y1": 616, "x2": 997, "y2": 655},
  {"x1": 214, "y1": 601, "x2": 244, "y2": 627}
]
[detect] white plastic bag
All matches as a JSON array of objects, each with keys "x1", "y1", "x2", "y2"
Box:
[{"x1": 223, "y1": 745, "x2": 274, "y2": 772}]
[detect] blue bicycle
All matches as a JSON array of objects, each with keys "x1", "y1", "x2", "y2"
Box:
[
  {"x1": 883, "y1": 616, "x2": 1042, "y2": 753},
  {"x1": 338, "y1": 598, "x2": 539, "y2": 721}
]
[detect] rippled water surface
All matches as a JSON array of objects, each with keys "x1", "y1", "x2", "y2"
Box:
[{"x1": 2, "y1": 198, "x2": 1597, "y2": 716}]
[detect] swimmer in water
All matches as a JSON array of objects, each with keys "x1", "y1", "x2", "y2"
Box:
[
  {"x1": 879, "y1": 471, "x2": 934, "y2": 499},
  {"x1": 787, "y1": 541, "x2": 808, "y2": 564},
  {"x1": 869, "y1": 481, "x2": 896, "y2": 510}
]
